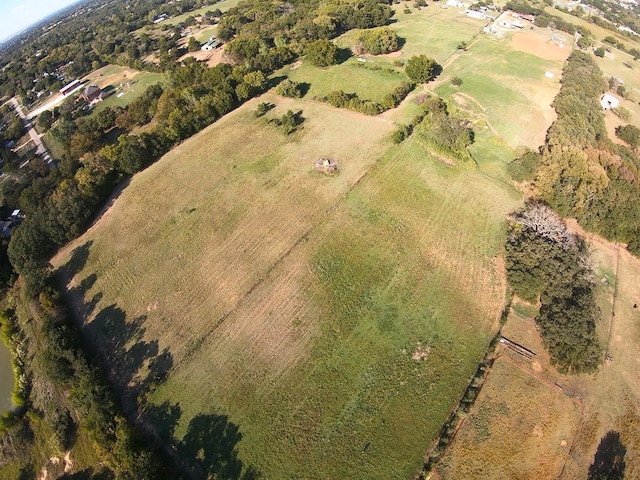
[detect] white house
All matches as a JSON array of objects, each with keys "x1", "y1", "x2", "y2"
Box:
[{"x1": 601, "y1": 93, "x2": 620, "y2": 110}]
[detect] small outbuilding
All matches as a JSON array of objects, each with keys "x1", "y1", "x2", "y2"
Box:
[{"x1": 601, "y1": 93, "x2": 620, "y2": 110}]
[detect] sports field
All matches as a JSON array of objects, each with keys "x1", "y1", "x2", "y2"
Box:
[{"x1": 52, "y1": 89, "x2": 520, "y2": 477}]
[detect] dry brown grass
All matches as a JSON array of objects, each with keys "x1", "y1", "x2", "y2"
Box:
[
  {"x1": 438, "y1": 357, "x2": 582, "y2": 480},
  {"x1": 54, "y1": 94, "x2": 393, "y2": 378}
]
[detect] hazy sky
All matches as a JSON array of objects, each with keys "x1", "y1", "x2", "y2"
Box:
[{"x1": 0, "y1": 0, "x2": 80, "y2": 43}]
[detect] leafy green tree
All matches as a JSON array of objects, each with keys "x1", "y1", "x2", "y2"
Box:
[
  {"x1": 305, "y1": 39, "x2": 339, "y2": 67},
  {"x1": 594, "y1": 47, "x2": 605, "y2": 57},
  {"x1": 188, "y1": 36, "x2": 201, "y2": 52},
  {"x1": 355, "y1": 27, "x2": 399, "y2": 55},
  {"x1": 275, "y1": 79, "x2": 303, "y2": 98},
  {"x1": 405, "y1": 55, "x2": 439, "y2": 83},
  {"x1": 615, "y1": 124, "x2": 640, "y2": 148},
  {"x1": 37, "y1": 110, "x2": 54, "y2": 131}
]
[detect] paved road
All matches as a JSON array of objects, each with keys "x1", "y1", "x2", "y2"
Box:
[{"x1": 6, "y1": 97, "x2": 53, "y2": 167}]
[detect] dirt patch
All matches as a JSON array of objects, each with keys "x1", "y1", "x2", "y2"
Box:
[
  {"x1": 178, "y1": 48, "x2": 225, "y2": 67},
  {"x1": 603, "y1": 110, "x2": 627, "y2": 146},
  {"x1": 511, "y1": 31, "x2": 572, "y2": 61}
]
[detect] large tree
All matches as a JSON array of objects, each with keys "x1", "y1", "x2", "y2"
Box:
[{"x1": 405, "y1": 54, "x2": 439, "y2": 83}]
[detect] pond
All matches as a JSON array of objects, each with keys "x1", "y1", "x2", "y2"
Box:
[{"x1": 0, "y1": 341, "x2": 14, "y2": 412}]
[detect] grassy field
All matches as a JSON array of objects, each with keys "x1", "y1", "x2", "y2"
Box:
[
  {"x1": 433, "y1": 36, "x2": 567, "y2": 149},
  {"x1": 52, "y1": 89, "x2": 520, "y2": 478},
  {"x1": 158, "y1": 0, "x2": 242, "y2": 26},
  {"x1": 386, "y1": 3, "x2": 486, "y2": 63},
  {"x1": 438, "y1": 358, "x2": 583, "y2": 479},
  {"x1": 80, "y1": 65, "x2": 165, "y2": 115},
  {"x1": 283, "y1": 59, "x2": 409, "y2": 103}
]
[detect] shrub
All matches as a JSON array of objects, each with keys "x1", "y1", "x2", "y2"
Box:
[
  {"x1": 405, "y1": 55, "x2": 440, "y2": 83},
  {"x1": 254, "y1": 102, "x2": 273, "y2": 117},
  {"x1": 451, "y1": 76, "x2": 463, "y2": 86},
  {"x1": 305, "y1": 39, "x2": 339, "y2": 67},
  {"x1": 354, "y1": 27, "x2": 399, "y2": 55},
  {"x1": 275, "y1": 79, "x2": 303, "y2": 98}
]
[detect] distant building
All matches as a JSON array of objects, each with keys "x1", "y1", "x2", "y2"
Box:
[
  {"x1": 59, "y1": 79, "x2": 81, "y2": 95},
  {"x1": 601, "y1": 93, "x2": 620, "y2": 110},
  {"x1": 201, "y1": 38, "x2": 222, "y2": 51},
  {"x1": 82, "y1": 85, "x2": 108, "y2": 102}
]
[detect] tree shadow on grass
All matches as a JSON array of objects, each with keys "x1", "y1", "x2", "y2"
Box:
[
  {"x1": 86, "y1": 305, "x2": 174, "y2": 416},
  {"x1": 179, "y1": 413, "x2": 261, "y2": 480},
  {"x1": 587, "y1": 430, "x2": 626, "y2": 480}
]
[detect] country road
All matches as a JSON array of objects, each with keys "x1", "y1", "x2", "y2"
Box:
[{"x1": 5, "y1": 97, "x2": 53, "y2": 166}]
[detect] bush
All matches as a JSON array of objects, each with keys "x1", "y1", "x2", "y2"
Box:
[
  {"x1": 594, "y1": 47, "x2": 605, "y2": 57},
  {"x1": 451, "y1": 76, "x2": 463, "y2": 86},
  {"x1": 391, "y1": 124, "x2": 411, "y2": 143},
  {"x1": 305, "y1": 39, "x2": 339, "y2": 67},
  {"x1": 275, "y1": 79, "x2": 303, "y2": 98},
  {"x1": 254, "y1": 102, "x2": 273, "y2": 117},
  {"x1": 405, "y1": 55, "x2": 440, "y2": 83},
  {"x1": 354, "y1": 27, "x2": 399, "y2": 55}
]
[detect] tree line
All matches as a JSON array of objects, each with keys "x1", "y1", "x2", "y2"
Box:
[
  {"x1": 508, "y1": 51, "x2": 640, "y2": 256},
  {"x1": 505, "y1": 203, "x2": 601, "y2": 373}
]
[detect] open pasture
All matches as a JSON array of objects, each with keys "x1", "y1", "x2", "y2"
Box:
[
  {"x1": 52, "y1": 91, "x2": 520, "y2": 478},
  {"x1": 386, "y1": 3, "x2": 486, "y2": 63},
  {"x1": 158, "y1": 0, "x2": 242, "y2": 26},
  {"x1": 283, "y1": 59, "x2": 408, "y2": 103},
  {"x1": 80, "y1": 64, "x2": 165, "y2": 114},
  {"x1": 434, "y1": 37, "x2": 566, "y2": 149}
]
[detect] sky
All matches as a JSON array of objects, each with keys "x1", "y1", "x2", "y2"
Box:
[{"x1": 0, "y1": 0, "x2": 80, "y2": 43}]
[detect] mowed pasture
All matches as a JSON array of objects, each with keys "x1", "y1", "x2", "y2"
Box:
[
  {"x1": 52, "y1": 91, "x2": 520, "y2": 478},
  {"x1": 387, "y1": 4, "x2": 486, "y2": 63},
  {"x1": 283, "y1": 59, "x2": 409, "y2": 103},
  {"x1": 434, "y1": 36, "x2": 568, "y2": 149}
]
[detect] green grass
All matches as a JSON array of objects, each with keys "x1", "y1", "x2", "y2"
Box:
[
  {"x1": 434, "y1": 38, "x2": 565, "y2": 149},
  {"x1": 387, "y1": 4, "x2": 485, "y2": 63},
  {"x1": 195, "y1": 26, "x2": 218, "y2": 43},
  {"x1": 283, "y1": 59, "x2": 408, "y2": 103},
  {"x1": 158, "y1": 0, "x2": 242, "y2": 26},
  {"x1": 90, "y1": 71, "x2": 165, "y2": 115},
  {"x1": 52, "y1": 92, "x2": 520, "y2": 478}
]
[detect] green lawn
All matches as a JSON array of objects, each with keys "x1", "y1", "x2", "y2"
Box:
[
  {"x1": 90, "y1": 71, "x2": 165, "y2": 115},
  {"x1": 434, "y1": 39, "x2": 565, "y2": 149},
  {"x1": 283, "y1": 59, "x2": 408, "y2": 103},
  {"x1": 387, "y1": 3, "x2": 486, "y2": 63},
  {"x1": 158, "y1": 0, "x2": 242, "y2": 26}
]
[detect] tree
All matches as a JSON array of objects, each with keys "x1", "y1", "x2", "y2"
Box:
[
  {"x1": 305, "y1": 39, "x2": 339, "y2": 67},
  {"x1": 188, "y1": 36, "x2": 201, "y2": 52},
  {"x1": 275, "y1": 79, "x2": 303, "y2": 98},
  {"x1": 615, "y1": 124, "x2": 640, "y2": 148},
  {"x1": 594, "y1": 47, "x2": 605, "y2": 57},
  {"x1": 354, "y1": 27, "x2": 399, "y2": 55},
  {"x1": 405, "y1": 55, "x2": 439, "y2": 83},
  {"x1": 37, "y1": 110, "x2": 54, "y2": 131}
]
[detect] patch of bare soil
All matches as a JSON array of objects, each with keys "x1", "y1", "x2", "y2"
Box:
[
  {"x1": 511, "y1": 31, "x2": 572, "y2": 61},
  {"x1": 178, "y1": 48, "x2": 224, "y2": 67}
]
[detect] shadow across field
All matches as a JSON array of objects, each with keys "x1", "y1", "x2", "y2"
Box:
[{"x1": 57, "y1": 242, "x2": 260, "y2": 480}]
